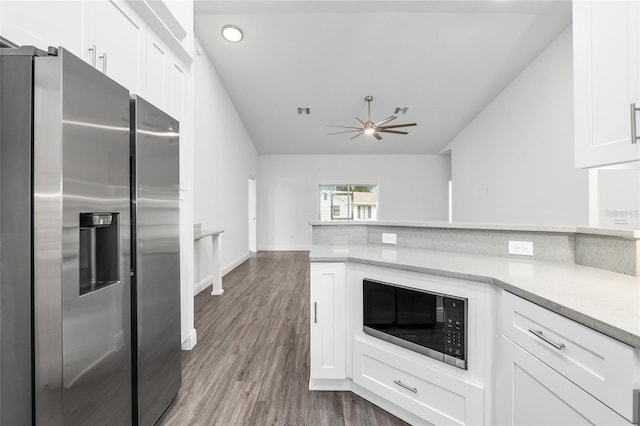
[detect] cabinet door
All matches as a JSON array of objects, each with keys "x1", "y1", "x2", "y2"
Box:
[
  {"x1": 0, "y1": 1, "x2": 83, "y2": 57},
  {"x1": 497, "y1": 336, "x2": 630, "y2": 426},
  {"x1": 143, "y1": 29, "x2": 186, "y2": 117},
  {"x1": 145, "y1": 32, "x2": 168, "y2": 109},
  {"x1": 165, "y1": 57, "x2": 185, "y2": 122},
  {"x1": 310, "y1": 263, "x2": 346, "y2": 380},
  {"x1": 574, "y1": 0, "x2": 640, "y2": 168},
  {"x1": 83, "y1": 0, "x2": 144, "y2": 93}
]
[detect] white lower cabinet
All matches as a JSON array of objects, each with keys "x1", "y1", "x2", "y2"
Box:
[
  {"x1": 498, "y1": 291, "x2": 637, "y2": 426},
  {"x1": 309, "y1": 262, "x2": 346, "y2": 381},
  {"x1": 498, "y1": 336, "x2": 630, "y2": 426},
  {"x1": 353, "y1": 337, "x2": 484, "y2": 426}
]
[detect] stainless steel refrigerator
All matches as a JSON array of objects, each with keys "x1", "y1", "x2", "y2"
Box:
[
  {"x1": 1, "y1": 45, "x2": 132, "y2": 425},
  {"x1": 130, "y1": 95, "x2": 181, "y2": 425}
]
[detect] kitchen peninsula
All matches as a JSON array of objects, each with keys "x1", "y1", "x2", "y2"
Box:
[{"x1": 309, "y1": 221, "x2": 640, "y2": 426}]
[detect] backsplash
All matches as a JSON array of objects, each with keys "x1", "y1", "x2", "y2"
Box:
[{"x1": 312, "y1": 222, "x2": 640, "y2": 277}]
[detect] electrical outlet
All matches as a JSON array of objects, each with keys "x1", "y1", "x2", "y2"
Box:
[
  {"x1": 614, "y1": 210, "x2": 630, "y2": 225},
  {"x1": 508, "y1": 240, "x2": 533, "y2": 256},
  {"x1": 382, "y1": 233, "x2": 397, "y2": 245}
]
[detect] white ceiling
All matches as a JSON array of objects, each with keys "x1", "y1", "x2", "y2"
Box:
[{"x1": 194, "y1": 0, "x2": 572, "y2": 155}]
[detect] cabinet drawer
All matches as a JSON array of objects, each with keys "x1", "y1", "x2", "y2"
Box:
[
  {"x1": 499, "y1": 336, "x2": 631, "y2": 426},
  {"x1": 352, "y1": 337, "x2": 483, "y2": 426},
  {"x1": 501, "y1": 291, "x2": 639, "y2": 422}
]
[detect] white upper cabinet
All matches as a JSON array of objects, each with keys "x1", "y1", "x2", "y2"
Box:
[
  {"x1": 144, "y1": 30, "x2": 185, "y2": 121},
  {"x1": 574, "y1": 0, "x2": 640, "y2": 168},
  {"x1": 83, "y1": 0, "x2": 144, "y2": 93},
  {"x1": 0, "y1": 1, "x2": 84, "y2": 57}
]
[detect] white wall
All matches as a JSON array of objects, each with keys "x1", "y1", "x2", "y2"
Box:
[
  {"x1": 193, "y1": 36, "x2": 258, "y2": 274},
  {"x1": 597, "y1": 166, "x2": 640, "y2": 228},
  {"x1": 257, "y1": 154, "x2": 451, "y2": 250},
  {"x1": 449, "y1": 28, "x2": 589, "y2": 226}
]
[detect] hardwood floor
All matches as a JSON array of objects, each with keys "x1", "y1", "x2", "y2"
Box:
[{"x1": 159, "y1": 251, "x2": 409, "y2": 426}]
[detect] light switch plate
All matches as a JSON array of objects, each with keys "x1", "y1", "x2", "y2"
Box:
[
  {"x1": 508, "y1": 240, "x2": 533, "y2": 256},
  {"x1": 382, "y1": 233, "x2": 397, "y2": 245}
]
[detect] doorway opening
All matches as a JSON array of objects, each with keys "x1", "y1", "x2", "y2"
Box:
[{"x1": 248, "y1": 177, "x2": 257, "y2": 253}]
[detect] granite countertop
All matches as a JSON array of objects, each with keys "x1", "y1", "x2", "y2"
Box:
[
  {"x1": 310, "y1": 244, "x2": 640, "y2": 348},
  {"x1": 309, "y1": 220, "x2": 640, "y2": 240}
]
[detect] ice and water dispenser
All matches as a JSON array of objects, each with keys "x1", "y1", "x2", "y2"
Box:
[{"x1": 79, "y1": 212, "x2": 120, "y2": 295}]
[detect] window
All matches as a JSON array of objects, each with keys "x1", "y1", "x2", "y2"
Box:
[
  {"x1": 358, "y1": 205, "x2": 371, "y2": 219},
  {"x1": 319, "y1": 185, "x2": 378, "y2": 221}
]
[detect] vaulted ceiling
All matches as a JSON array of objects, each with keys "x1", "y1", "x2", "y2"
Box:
[{"x1": 194, "y1": 0, "x2": 572, "y2": 155}]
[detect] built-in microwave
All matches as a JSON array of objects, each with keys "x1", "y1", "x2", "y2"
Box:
[{"x1": 362, "y1": 278, "x2": 468, "y2": 369}]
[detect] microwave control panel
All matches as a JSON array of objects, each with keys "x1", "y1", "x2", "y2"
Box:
[{"x1": 443, "y1": 296, "x2": 466, "y2": 366}]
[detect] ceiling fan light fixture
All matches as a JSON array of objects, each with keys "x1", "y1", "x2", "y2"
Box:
[
  {"x1": 327, "y1": 95, "x2": 417, "y2": 140},
  {"x1": 222, "y1": 24, "x2": 243, "y2": 42}
]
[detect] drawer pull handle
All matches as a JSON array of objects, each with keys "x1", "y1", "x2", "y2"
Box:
[
  {"x1": 314, "y1": 302, "x2": 317, "y2": 324},
  {"x1": 393, "y1": 380, "x2": 417, "y2": 394},
  {"x1": 528, "y1": 329, "x2": 565, "y2": 350}
]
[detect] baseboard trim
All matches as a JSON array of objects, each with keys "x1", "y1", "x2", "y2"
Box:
[
  {"x1": 181, "y1": 328, "x2": 197, "y2": 351},
  {"x1": 308, "y1": 378, "x2": 351, "y2": 391},
  {"x1": 195, "y1": 275, "x2": 213, "y2": 295},
  {"x1": 222, "y1": 253, "x2": 250, "y2": 276},
  {"x1": 211, "y1": 289, "x2": 224, "y2": 296}
]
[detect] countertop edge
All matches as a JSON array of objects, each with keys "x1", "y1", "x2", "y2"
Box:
[
  {"x1": 309, "y1": 251, "x2": 640, "y2": 348},
  {"x1": 194, "y1": 230, "x2": 224, "y2": 240}
]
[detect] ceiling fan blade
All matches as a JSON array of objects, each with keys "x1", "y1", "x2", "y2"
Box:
[
  {"x1": 327, "y1": 125, "x2": 364, "y2": 130},
  {"x1": 328, "y1": 130, "x2": 364, "y2": 135},
  {"x1": 350, "y1": 132, "x2": 364, "y2": 140},
  {"x1": 354, "y1": 116, "x2": 366, "y2": 126},
  {"x1": 378, "y1": 123, "x2": 417, "y2": 130},
  {"x1": 378, "y1": 129, "x2": 409, "y2": 135},
  {"x1": 373, "y1": 132, "x2": 383, "y2": 141},
  {"x1": 374, "y1": 116, "x2": 397, "y2": 127}
]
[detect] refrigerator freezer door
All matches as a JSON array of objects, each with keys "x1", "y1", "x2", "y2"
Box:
[
  {"x1": 0, "y1": 48, "x2": 36, "y2": 426},
  {"x1": 33, "y1": 48, "x2": 132, "y2": 425},
  {"x1": 131, "y1": 96, "x2": 181, "y2": 425}
]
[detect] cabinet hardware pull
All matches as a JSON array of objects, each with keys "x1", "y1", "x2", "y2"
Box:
[
  {"x1": 88, "y1": 45, "x2": 97, "y2": 67},
  {"x1": 528, "y1": 329, "x2": 565, "y2": 350},
  {"x1": 314, "y1": 302, "x2": 317, "y2": 324},
  {"x1": 633, "y1": 389, "x2": 639, "y2": 424},
  {"x1": 393, "y1": 380, "x2": 417, "y2": 394},
  {"x1": 99, "y1": 52, "x2": 108, "y2": 74},
  {"x1": 631, "y1": 103, "x2": 640, "y2": 144}
]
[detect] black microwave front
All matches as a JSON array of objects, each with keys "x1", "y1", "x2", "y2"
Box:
[{"x1": 362, "y1": 278, "x2": 468, "y2": 369}]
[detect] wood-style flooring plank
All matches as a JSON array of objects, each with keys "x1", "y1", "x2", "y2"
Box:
[{"x1": 159, "y1": 251, "x2": 409, "y2": 426}]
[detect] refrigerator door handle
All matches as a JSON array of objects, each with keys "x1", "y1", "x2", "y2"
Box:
[
  {"x1": 88, "y1": 45, "x2": 97, "y2": 67},
  {"x1": 99, "y1": 52, "x2": 107, "y2": 74}
]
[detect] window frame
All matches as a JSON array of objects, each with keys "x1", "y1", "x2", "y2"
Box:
[{"x1": 319, "y1": 184, "x2": 378, "y2": 222}]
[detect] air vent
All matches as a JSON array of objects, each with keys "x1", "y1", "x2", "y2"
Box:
[
  {"x1": 394, "y1": 107, "x2": 408, "y2": 114},
  {"x1": 297, "y1": 107, "x2": 311, "y2": 115}
]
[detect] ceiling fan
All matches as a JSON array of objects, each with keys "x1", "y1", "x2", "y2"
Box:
[{"x1": 327, "y1": 95, "x2": 417, "y2": 140}]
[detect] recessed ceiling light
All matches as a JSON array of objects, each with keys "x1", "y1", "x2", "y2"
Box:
[{"x1": 221, "y1": 24, "x2": 243, "y2": 42}]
